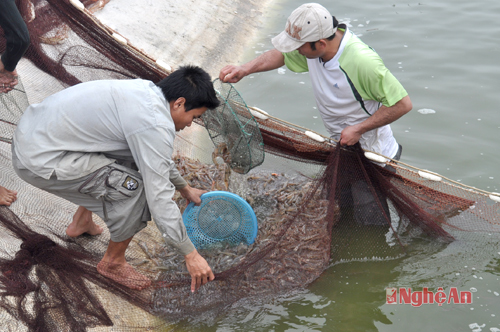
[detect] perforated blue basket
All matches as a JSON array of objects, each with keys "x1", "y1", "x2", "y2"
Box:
[{"x1": 182, "y1": 191, "x2": 258, "y2": 249}]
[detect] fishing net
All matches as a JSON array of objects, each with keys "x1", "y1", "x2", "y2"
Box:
[{"x1": 1, "y1": 0, "x2": 500, "y2": 331}]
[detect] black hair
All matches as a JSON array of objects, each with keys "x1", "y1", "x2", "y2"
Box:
[
  {"x1": 310, "y1": 16, "x2": 338, "y2": 51},
  {"x1": 156, "y1": 65, "x2": 220, "y2": 111}
]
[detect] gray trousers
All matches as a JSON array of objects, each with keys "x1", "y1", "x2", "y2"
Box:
[{"x1": 12, "y1": 149, "x2": 151, "y2": 242}]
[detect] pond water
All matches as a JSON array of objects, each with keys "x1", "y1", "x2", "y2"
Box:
[{"x1": 197, "y1": 0, "x2": 500, "y2": 331}]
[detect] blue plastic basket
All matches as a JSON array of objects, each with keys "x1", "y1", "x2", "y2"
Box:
[{"x1": 182, "y1": 191, "x2": 258, "y2": 249}]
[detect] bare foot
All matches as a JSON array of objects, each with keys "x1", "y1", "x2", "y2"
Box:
[
  {"x1": 0, "y1": 67, "x2": 19, "y2": 93},
  {"x1": 0, "y1": 186, "x2": 17, "y2": 206},
  {"x1": 97, "y1": 260, "x2": 151, "y2": 290},
  {"x1": 66, "y1": 206, "x2": 103, "y2": 237}
]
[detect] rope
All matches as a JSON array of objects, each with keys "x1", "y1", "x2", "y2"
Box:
[{"x1": 246, "y1": 105, "x2": 499, "y2": 199}]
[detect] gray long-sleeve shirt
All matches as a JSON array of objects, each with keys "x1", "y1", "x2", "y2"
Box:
[{"x1": 13, "y1": 79, "x2": 196, "y2": 255}]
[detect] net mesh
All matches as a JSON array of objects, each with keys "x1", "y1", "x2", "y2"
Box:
[
  {"x1": 1, "y1": 0, "x2": 500, "y2": 330},
  {"x1": 202, "y1": 78, "x2": 265, "y2": 174}
]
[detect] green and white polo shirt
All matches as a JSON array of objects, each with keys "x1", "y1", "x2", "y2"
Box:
[{"x1": 283, "y1": 27, "x2": 408, "y2": 159}]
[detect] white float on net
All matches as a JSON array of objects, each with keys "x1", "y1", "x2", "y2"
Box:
[
  {"x1": 418, "y1": 170, "x2": 442, "y2": 182},
  {"x1": 155, "y1": 59, "x2": 172, "y2": 73},
  {"x1": 364, "y1": 151, "x2": 388, "y2": 164},
  {"x1": 305, "y1": 130, "x2": 326, "y2": 143},
  {"x1": 112, "y1": 33, "x2": 127, "y2": 45},
  {"x1": 489, "y1": 193, "x2": 500, "y2": 203},
  {"x1": 69, "y1": 0, "x2": 85, "y2": 11},
  {"x1": 250, "y1": 107, "x2": 269, "y2": 120}
]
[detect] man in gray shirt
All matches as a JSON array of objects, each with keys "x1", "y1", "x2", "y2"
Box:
[{"x1": 12, "y1": 66, "x2": 220, "y2": 292}]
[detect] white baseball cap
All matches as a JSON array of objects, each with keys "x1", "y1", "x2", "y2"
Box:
[{"x1": 272, "y1": 3, "x2": 336, "y2": 53}]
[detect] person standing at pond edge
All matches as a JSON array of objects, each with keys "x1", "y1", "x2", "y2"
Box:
[
  {"x1": 0, "y1": 0, "x2": 29, "y2": 92},
  {"x1": 219, "y1": 3, "x2": 412, "y2": 224},
  {"x1": 0, "y1": 0, "x2": 30, "y2": 206}
]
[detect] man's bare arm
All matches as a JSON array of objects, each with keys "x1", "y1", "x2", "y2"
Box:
[
  {"x1": 219, "y1": 49, "x2": 285, "y2": 83},
  {"x1": 340, "y1": 95, "x2": 412, "y2": 146}
]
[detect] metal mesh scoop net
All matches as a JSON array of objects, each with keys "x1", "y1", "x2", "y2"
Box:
[{"x1": 201, "y1": 78, "x2": 264, "y2": 174}]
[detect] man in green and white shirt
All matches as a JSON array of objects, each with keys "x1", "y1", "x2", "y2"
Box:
[
  {"x1": 219, "y1": 3, "x2": 412, "y2": 225},
  {"x1": 219, "y1": 3, "x2": 412, "y2": 160}
]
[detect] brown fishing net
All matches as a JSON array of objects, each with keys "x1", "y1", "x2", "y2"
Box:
[{"x1": 1, "y1": 0, "x2": 500, "y2": 331}]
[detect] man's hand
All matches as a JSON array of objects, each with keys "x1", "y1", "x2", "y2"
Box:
[
  {"x1": 184, "y1": 249, "x2": 215, "y2": 292},
  {"x1": 219, "y1": 65, "x2": 247, "y2": 83},
  {"x1": 219, "y1": 49, "x2": 286, "y2": 84},
  {"x1": 339, "y1": 124, "x2": 363, "y2": 146},
  {"x1": 340, "y1": 95, "x2": 413, "y2": 146},
  {"x1": 178, "y1": 184, "x2": 206, "y2": 206}
]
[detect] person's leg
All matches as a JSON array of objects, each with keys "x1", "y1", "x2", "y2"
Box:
[
  {"x1": 97, "y1": 237, "x2": 151, "y2": 290},
  {"x1": 0, "y1": 0, "x2": 30, "y2": 92},
  {"x1": 13, "y1": 164, "x2": 107, "y2": 234},
  {"x1": 351, "y1": 145, "x2": 402, "y2": 226},
  {"x1": 0, "y1": 185, "x2": 17, "y2": 206},
  {"x1": 351, "y1": 179, "x2": 391, "y2": 226},
  {"x1": 13, "y1": 154, "x2": 152, "y2": 290},
  {"x1": 65, "y1": 205, "x2": 103, "y2": 237}
]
